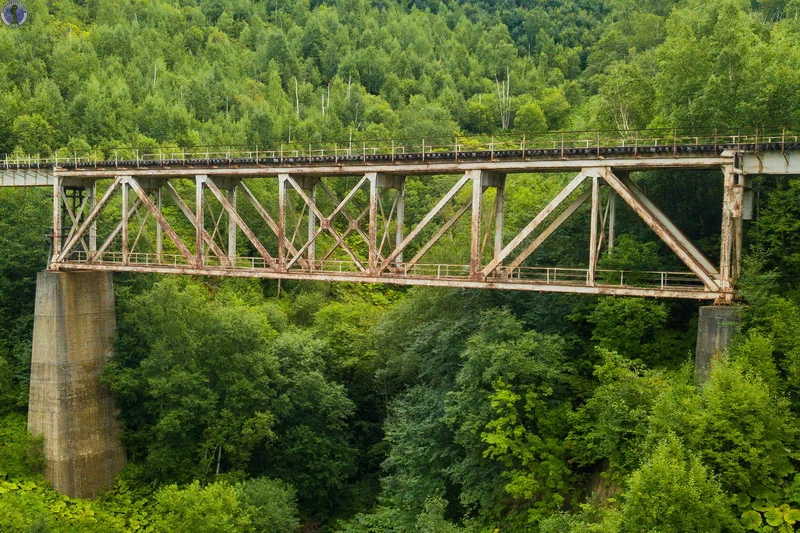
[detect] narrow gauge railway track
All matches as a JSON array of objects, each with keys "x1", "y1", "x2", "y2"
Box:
[{"x1": 3, "y1": 141, "x2": 799, "y2": 171}]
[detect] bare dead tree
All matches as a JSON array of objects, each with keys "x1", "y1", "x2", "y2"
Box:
[{"x1": 495, "y1": 68, "x2": 511, "y2": 130}]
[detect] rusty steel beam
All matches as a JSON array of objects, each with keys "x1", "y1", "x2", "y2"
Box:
[
  {"x1": 44, "y1": 153, "x2": 755, "y2": 301},
  {"x1": 406, "y1": 198, "x2": 472, "y2": 270},
  {"x1": 470, "y1": 170, "x2": 483, "y2": 280},
  {"x1": 600, "y1": 168, "x2": 720, "y2": 291},
  {"x1": 608, "y1": 192, "x2": 616, "y2": 255},
  {"x1": 508, "y1": 189, "x2": 591, "y2": 269},
  {"x1": 52, "y1": 156, "x2": 736, "y2": 180},
  {"x1": 57, "y1": 262, "x2": 730, "y2": 301},
  {"x1": 379, "y1": 172, "x2": 472, "y2": 272},
  {"x1": 96, "y1": 198, "x2": 142, "y2": 261},
  {"x1": 164, "y1": 181, "x2": 230, "y2": 266},
  {"x1": 588, "y1": 175, "x2": 600, "y2": 286},
  {"x1": 205, "y1": 177, "x2": 276, "y2": 268},
  {"x1": 317, "y1": 179, "x2": 380, "y2": 263},
  {"x1": 238, "y1": 181, "x2": 306, "y2": 267},
  {"x1": 482, "y1": 170, "x2": 590, "y2": 276},
  {"x1": 121, "y1": 180, "x2": 129, "y2": 264},
  {"x1": 127, "y1": 178, "x2": 195, "y2": 266},
  {"x1": 55, "y1": 176, "x2": 122, "y2": 263},
  {"x1": 621, "y1": 175, "x2": 718, "y2": 276},
  {"x1": 285, "y1": 175, "x2": 367, "y2": 272}
]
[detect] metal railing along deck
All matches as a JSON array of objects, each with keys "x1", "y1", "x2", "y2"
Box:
[{"x1": 4, "y1": 128, "x2": 798, "y2": 171}]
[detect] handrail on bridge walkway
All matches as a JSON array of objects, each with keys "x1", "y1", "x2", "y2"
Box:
[{"x1": 3, "y1": 127, "x2": 799, "y2": 171}]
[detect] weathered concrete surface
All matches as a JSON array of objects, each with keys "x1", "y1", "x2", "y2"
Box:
[
  {"x1": 695, "y1": 305, "x2": 740, "y2": 384},
  {"x1": 27, "y1": 271, "x2": 125, "y2": 498}
]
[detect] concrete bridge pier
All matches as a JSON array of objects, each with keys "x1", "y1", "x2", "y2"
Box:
[
  {"x1": 27, "y1": 271, "x2": 125, "y2": 498},
  {"x1": 695, "y1": 305, "x2": 740, "y2": 384}
]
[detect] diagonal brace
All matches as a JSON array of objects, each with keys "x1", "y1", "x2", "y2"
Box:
[
  {"x1": 204, "y1": 178, "x2": 276, "y2": 268},
  {"x1": 482, "y1": 170, "x2": 590, "y2": 276},
  {"x1": 165, "y1": 181, "x2": 232, "y2": 267},
  {"x1": 508, "y1": 188, "x2": 592, "y2": 268},
  {"x1": 127, "y1": 178, "x2": 195, "y2": 266},
  {"x1": 600, "y1": 168, "x2": 720, "y2": 291},
  {"x1": 379, "y1": 172, "x2": 472, "y2": 272},
  {"x1": 57, "y1": 176, "x2": 122, "y2": 262}
]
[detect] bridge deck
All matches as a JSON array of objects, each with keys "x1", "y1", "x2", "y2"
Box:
[
  {"x1": 3, "y1": 133, "x2": 800, "y2": 185},
  {"x1": 57, "y1": 252, "x2": 718, "y2": 300},
  {"x1": 22, "y1": 132, "x2": 800, "y2": 300}
]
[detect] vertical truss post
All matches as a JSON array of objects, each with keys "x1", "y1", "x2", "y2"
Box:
[
  {"x1": 278, "y1": 174, "x2": 288, "y2": 269},
  {"x1": 307, "y1": 183, "x2": 315, "y2": 265},
  {"x1": 494, "y1": 175, "x2": 506, "y2": 261},
  {"x1": 369, "y1": 173, "x2": 378, "y2": 273},
  {"x1": 196, "y1": 175, "x2": 205, "y2": 268},
  {"x1": 87, "y1": 181, "x2": 97, "y2": 254},
  {"x1": 121, "y1": 177, "x2": 129, "y2": 265},
  {"x1": 228, "y1": 184, "x2": 237, "y2": 263},
  {"x1": 608, "y1": 191, "x2": 616, "y2": 255},
  {"x1": 156, "y1": 186, "x2": 163, "y2": 263},
  {"x1": 52, "y1": 175, "x2": 62, "y2": 263},
  {"x1": 470, "y1": 170, "x2": 483, "y2": 280},
  {"x1": 719, "y1": 165, "x2": 735, "y2": 291},
  {"x1": 731, "y1": 175, "x2": 748, "y2": 283},
  {"x1": 588, "y1": 174, "x2": 600, "y2": 286},
  {"x1": 396, "y1": 178, "x2": 405, "y2": 266}
]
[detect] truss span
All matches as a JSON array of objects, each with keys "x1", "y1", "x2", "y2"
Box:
[{"x1": 47, "y1": 160, "x2": 753, "y2": 301}]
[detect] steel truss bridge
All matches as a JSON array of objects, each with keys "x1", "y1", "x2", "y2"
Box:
[{"x1": 4, "y1": 130, "x2": 798, "y2": 302}]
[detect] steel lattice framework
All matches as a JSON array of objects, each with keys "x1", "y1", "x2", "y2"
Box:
[
  {"x1": 7, "y1": 130, "x2": 791, "y2": 301},
  {"x1": 38, "y1": 135, "x2": 793, "y2": 302}
]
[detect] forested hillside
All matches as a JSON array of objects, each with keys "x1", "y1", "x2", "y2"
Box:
[{"x1": 1, "y1": 0, "x2": 800, "y2": 531}]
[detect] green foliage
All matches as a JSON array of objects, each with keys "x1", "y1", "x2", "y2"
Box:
[
  {"x1": 619, "y1": 435, "x2": 736, "y2": 533},
  {"x1": 236, "y1": 477, "x2": 300, "y2": 533},
  {"x1": 446, "y1": 309, "x2": 574, "y2": 526},
  {"x1": 514, "y1": 102, "x2": 548, "y2": 132},
  {"x1": 1, "y1": 0, "x2": 800, "y2": 530},
  {"x1": 153, "y1": 481, "x2": 248, "y2": 533},
  {"x1": 106, "y1": 278, "x2": 280, "y2": 481},
  {"x1": 107, "y1": 279, "x2": 356, "y2": 517},
  {"x1": 648, "y1": 357, "x2": 798, "y2": 495},
  {"x1": 586, "y1": 298, "x2": 669, "y2": 361},
  {"x1": 569, "y1": 350, "x2": 669, "y2": 478}
]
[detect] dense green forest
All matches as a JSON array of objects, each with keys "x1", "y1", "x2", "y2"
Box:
[{"x1": 2, "y1": 0, "x2": 800, "y2": 531}]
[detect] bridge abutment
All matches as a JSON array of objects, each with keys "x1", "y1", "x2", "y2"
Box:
[
  {"x1": 27, "y1": 271, "x2": 125, "y2": 498},
  {"x1": 695, "y1": 305, "x2": 740, "y2": 384}
]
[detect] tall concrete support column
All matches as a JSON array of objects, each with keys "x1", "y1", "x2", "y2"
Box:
[
  {"x1": 695, "y1": 305, "x2": 740, "y2": 384},
  {"x1": 28, "y1": 271, "x2": 126, "y2": 499}
]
